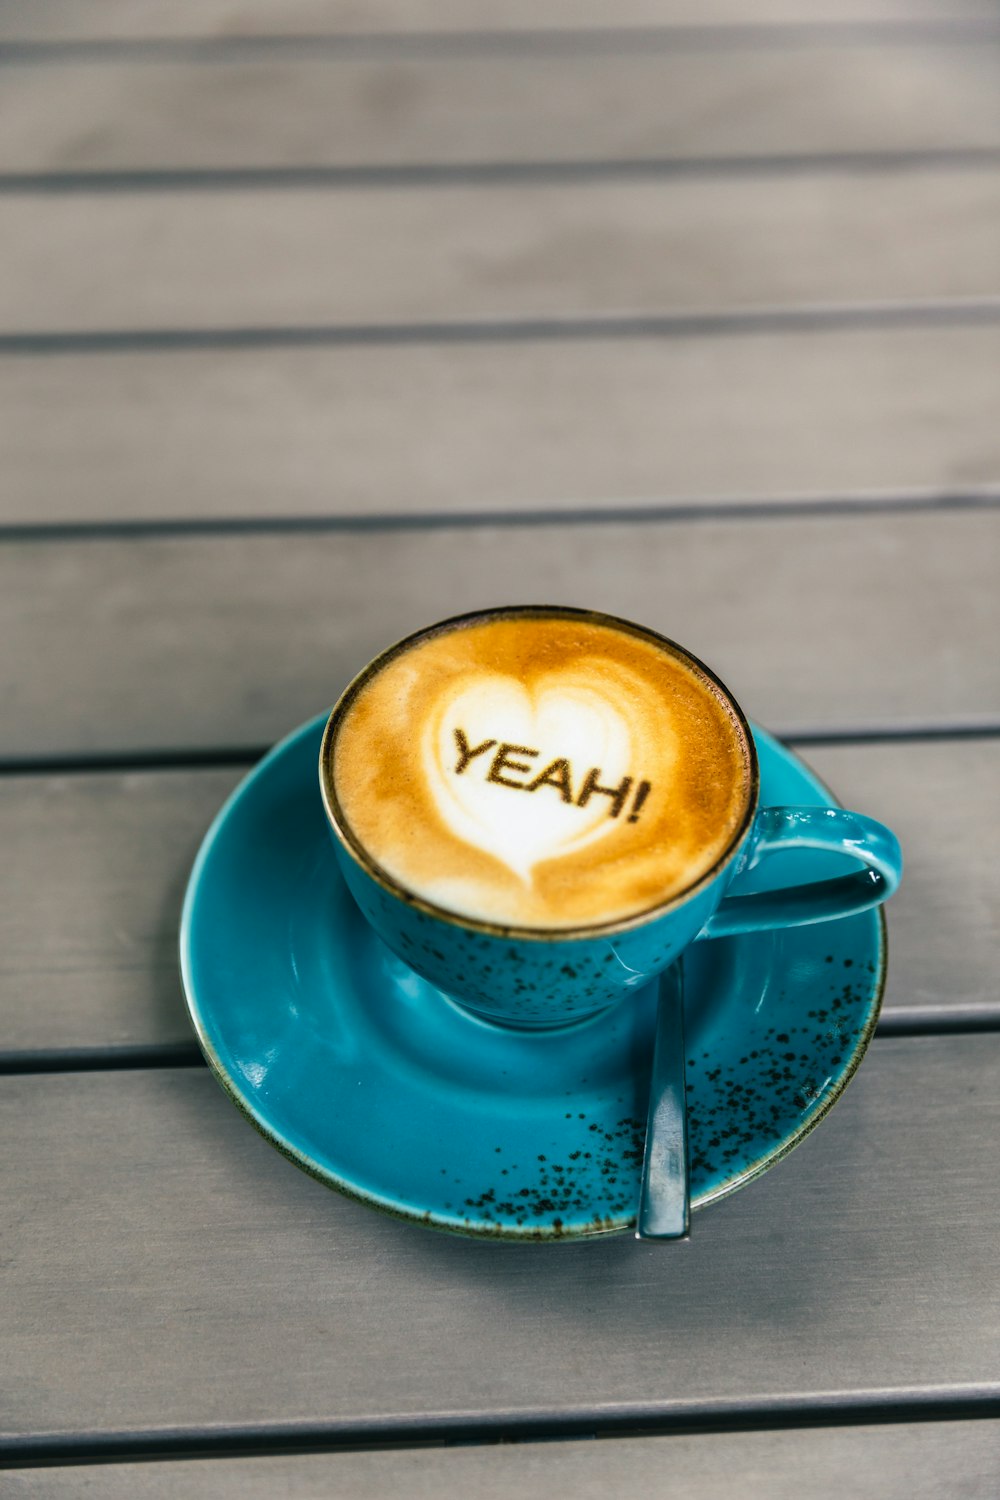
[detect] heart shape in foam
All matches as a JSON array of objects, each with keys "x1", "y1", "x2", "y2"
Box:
[{"x1": 426, "y1": 672, "x2": 635, "y2": 883}]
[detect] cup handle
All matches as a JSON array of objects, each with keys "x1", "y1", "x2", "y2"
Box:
[{"x1": 698, "y1": 807, "x2": 902, "y2": 939}]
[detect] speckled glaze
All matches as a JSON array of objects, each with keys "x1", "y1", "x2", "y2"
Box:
[
  {"x1": 181, "y1": 713, "x2": 888, "y2": 1241},
  {"x1": 332, "y1": 846, "x2": 729, "y2": 1027}
]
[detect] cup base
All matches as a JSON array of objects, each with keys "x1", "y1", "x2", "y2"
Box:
[{"x1": 435, "y1": 980, "x2": 630, "y2": 1033}]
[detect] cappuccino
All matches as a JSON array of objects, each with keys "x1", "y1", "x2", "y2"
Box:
[{"x1": 324, "y1": 609, "x2": 755, "y2": 931}]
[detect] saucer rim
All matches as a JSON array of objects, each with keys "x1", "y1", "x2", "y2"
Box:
[{"x1": 180, "y1": 713, "x2": 886, "y2": 1239}]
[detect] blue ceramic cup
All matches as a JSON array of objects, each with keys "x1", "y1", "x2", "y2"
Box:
[{"x1": 319, "y1": 608, "x2": 901, "y2": 1030}]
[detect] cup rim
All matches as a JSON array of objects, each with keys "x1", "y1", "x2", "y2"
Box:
[{"x1": 318, "y1": 604, "x2": 760, "y2": 942}]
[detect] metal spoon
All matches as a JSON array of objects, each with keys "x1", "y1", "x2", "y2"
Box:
[{"x1": 636, "y1": 961, "x2": 690, "y2": 1241}]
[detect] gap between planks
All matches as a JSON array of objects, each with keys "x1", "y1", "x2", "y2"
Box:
[
  {"x1": 2, "y1": 18, "x2": 1000, "y2": 56},
  {"x1": 4, "y1": 149, "x2": 1000, "y2": 194},
  {"x1": 2, "y1": 1386, "x2": 1000, "y2": 1469},
  {"x1": 2, "y1": 298, "x2": 1000, "y2": 356},
  {"x1": 2, "y1": 18, "x2": 1000, "y2": 64},
  {"x1": 1, "y1": 715, "x2": 1000, "y2": 777},
  {"x1": 5, "y1": 1007, "x2": 1000, "y2": 1078},
  {"x1": 0, "y1": 487, "x2": 998, "y2": 546}
]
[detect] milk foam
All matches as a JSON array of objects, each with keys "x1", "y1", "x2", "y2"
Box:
[
  {"x1": 327, "y1": 612, "x2": 753, "y2": 930},
  {"x1": 426, "y1": 671, "x2": 652, "y2": 882}
]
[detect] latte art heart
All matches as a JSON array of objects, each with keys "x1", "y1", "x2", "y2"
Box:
[
  {"x1": 425, "y1": 674, "x2": 642, "y2": 882},
  {"x1": 328, "y1": 611, "x2": 754, "y2": 929}
]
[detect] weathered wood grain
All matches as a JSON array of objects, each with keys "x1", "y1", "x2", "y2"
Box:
[
  {"x1": 1, "y1": 739, "x2": 995, "y2": 1056},
  {"x1": 0, "y1": 769, "x2": 241, "y2": 1055},
  {"x1": 0, "y1": 0, "x2": 994, "y2": 1481},
  {"x1": 807, "y1": 739, "x2": 1000, "y2": 1020},
  {"x1": 3, "y1": 327, "x2": 999, "y2": 524},
  {"x1": 2, "y1": 45, "x2": 997, "y2": 176},
  {"x1": 3, "y1": 1, "x2": 995, "y2": 43},
  {"x1": 1, "y1": 511, "x2": 997, "y2": 758},
  {"x1": 3, "y1": 171, "x2": 998, "y2": 333},
  {"x1": 1, "y1": 1038, "x2": 998, "y2": 1439},
  {"x1": 4, "y1": 1423, "x2": 999, "y2": 1498}
]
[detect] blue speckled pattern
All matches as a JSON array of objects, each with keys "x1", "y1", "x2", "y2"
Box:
[
  {"x1": 334, "y1": 845, "x2": 722, "y2": 1028},
  {"x1": 181, "y1": 714, "x2": 885, "y2": 1240}
]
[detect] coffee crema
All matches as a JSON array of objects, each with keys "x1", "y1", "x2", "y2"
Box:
[{"x1": 324, "y1": 610, "x2": 755, "y2": 931}]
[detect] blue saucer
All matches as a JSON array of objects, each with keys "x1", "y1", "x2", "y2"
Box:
[{"x1": 181, "y1": 715, "x2": 885, "y2": 1241}]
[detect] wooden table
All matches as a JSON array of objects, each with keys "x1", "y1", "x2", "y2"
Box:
[{"x1": 2, "y1": 2, "x2": 999, "y2": 1493}]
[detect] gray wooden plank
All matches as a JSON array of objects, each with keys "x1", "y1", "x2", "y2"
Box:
[
  {"x1": 0, "y1": 769, "x2": 241, "y2": 1055},
  {"x1": 1, "y1": 1037, "x2": 998, "y2": 1438},
  {"x1": 2, "y1": 45, "x2": 997, "y2": 176},
  {"x1": 2, "y1": 739, "x2": 996, "y2": 1056},
  {"x1": 3, "y1": 1, "x2": 994, "y2": 43},
  {"x1": 4, "y1": 171, "x2": 998, "y2": 332},
  {"x1": 2, "y1": 511, "x2": 997, "y2": 758},
  {"x1": 805, "y1": 740, "x2": 1000, "y2": 1021},
  {"x1": 4, "y1": 1423, "x2": 1000, "y2": 1498},
  {"x1": 3, "y1": 328, "x2": 999, "y2": 524}
]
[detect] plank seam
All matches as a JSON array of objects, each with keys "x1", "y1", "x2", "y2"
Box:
[
  {"x1": 1, "y1": 721, "x2": 999, "y2": 781},
  {"x1": 0, "y1": 747, "x2": 270, "y2": 775},
  {"x1": 4, "y1": 1014, "x2": 1000, "y2": 1076},
  {"x1": 1, "y1": 488, "x2": 998, "y2": 546},
  {"x1": 876, "y1": 1009, "x2": 1000, "y2": 1037},
  {"x1": 3, "y1": 149, "x2": 999, "y2": 194},
  {"x1": 3, "y1": 1387, "x2": 999, "y2": 1468},
  {"x1": 2, "y1": 21, "x2": 999, "y2": 65},
  {"x1": 780, "y1": 721, "x2": 1000, "y2": 746},
  {"x1": 4, "y1": 299, "x2": 1000, "y2": 357},
  {"x1": 0, "y1": 1046, "x2": 205, "y2": 1075}
]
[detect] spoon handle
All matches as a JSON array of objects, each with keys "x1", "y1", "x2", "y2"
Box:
[{"x1": 636, "y1": 963, "x2": 690, "y2": 1241}]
